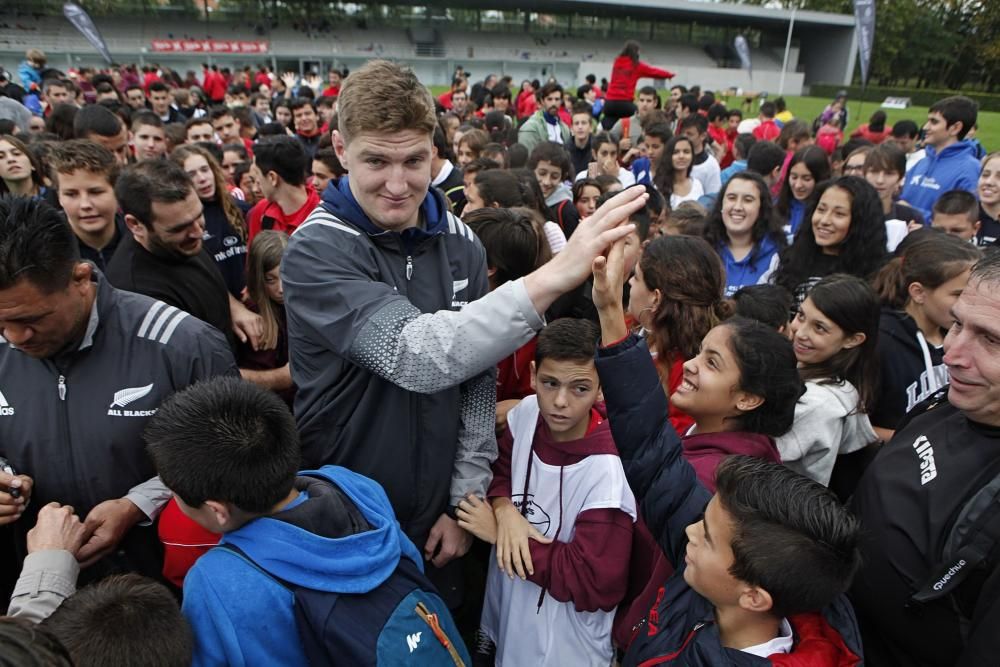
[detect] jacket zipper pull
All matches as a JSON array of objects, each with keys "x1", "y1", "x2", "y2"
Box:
[
  {"x1": 406, "y1": 255, "x2": 413, "y2": 281},
  {"x1": 58, "y1": 375, "x2": 66, "y2": 401}
]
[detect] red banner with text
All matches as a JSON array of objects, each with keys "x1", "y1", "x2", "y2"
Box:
[{"x1": 150, "y1": 39, "x2": 269, "y2": 54}]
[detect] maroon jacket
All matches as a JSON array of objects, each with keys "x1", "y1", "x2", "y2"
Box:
[
  {"x1": 613, "y1": 430, "x2": 781, "y2": 649},
  {"x1": 488, "y1": 403, "x2": 634, "y2": 612}
]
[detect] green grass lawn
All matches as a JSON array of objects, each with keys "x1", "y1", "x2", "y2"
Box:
[{"x1": 431, "y1": 84, "x2": 998, "y2": 152}]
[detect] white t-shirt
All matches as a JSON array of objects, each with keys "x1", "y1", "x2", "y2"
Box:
[{"x1": 670, "y1": 178, "x2": 705, "y2": 209}]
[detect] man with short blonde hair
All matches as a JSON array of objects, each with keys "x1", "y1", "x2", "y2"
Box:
[{"x1": 282, "y1": 59, "x2": 646, "y2": 608}]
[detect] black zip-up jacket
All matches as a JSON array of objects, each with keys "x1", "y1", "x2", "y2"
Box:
[
  {"x1": 851, "y1": 399, "x2": 1000, "y2": 666},
  {"x1": 0, "y1": 273, "x2": 237, "y2": 578}
]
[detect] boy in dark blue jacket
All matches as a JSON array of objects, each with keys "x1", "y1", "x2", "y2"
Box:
[
  {"x1": 145, "y1": 376, "x2": 466, "y2": 666},
  {"x1": 591, "y1": 240, "x2": 864, "y2": 665}
]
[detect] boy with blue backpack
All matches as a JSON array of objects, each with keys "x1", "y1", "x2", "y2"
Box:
[{"x1": 145, "y1": 376, "x2": 469, "y2": 666}]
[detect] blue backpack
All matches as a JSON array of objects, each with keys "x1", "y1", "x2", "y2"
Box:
[{"x1": 218, "y1": 543, "x2": 469, "y2": 666}]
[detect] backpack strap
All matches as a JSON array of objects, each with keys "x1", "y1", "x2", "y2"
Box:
[
  {"x1": 554, "y1": 200, "x2": 569, "y2": 231},
  {"x1": 911, "y1": 471, "x2": 1000, "y2": 604},
  {"x1": 213, "y1": 542, "x2": 293, "y2": 589}
]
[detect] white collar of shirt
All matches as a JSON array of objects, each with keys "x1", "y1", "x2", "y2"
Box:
[
  {"x1": 546, "y1": 121, "x2": 563, "y2": 144},
  {"x1": 432, "y1": 159, "x2": 455, "y2": 187},
  {"x1": 740, "y1": 618, "x2": 794, "y2": 658}
]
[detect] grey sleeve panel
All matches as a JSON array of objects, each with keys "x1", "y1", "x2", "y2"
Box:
[
  {"x1": 350, "y1": 278, "x2": 546, "y2": 394},
  {"x1": 450, "y1": 369, "x2": 499, "y2": 506},
  {"x1": 125, "y1": 476, "x2": 172, "y2": 522},
  {"x1": 8, "y1": 550, "x2": 79, "y2": 623}
]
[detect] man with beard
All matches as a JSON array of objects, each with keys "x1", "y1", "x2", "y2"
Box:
[
  {"x1": 517, "y1": 82, "x2": 570, "y2": 153},
  {"x1": 107, "y1": 160, "x2": 262, "y2": 352}
]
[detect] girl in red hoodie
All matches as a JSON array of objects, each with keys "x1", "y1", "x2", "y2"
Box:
[{"x1": 602, "y1": 41, "x2": 674, "y2": 130}]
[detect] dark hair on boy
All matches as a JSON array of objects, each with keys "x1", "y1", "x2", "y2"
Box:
[
  {"x1": 707, "y1": 103, "x2": 728, "y2": 123},
  {"x1": 714, "y1": 455, "x2": 862, "y2": 618},
  {"x1": 929, "y1": 95, "x2": 978, "y2": 140},
  {"x1": 253, "y1": 136, "x2": 308, "y2": 187},
  {"x1": 638, "y1": 85, "x2": 657, "y2": 98},
  {"x1": 728, "y1": 108, "x2": 744, "y2": 121},
  {"x1": 733, "y1": 133, "x2": 756, "y2": 161},
  {"x1": 776, "y1": 120, "x2": 810, "y2": 151},
  {"x1": 42, "y1": 574, "x2": 192, "y2": 667},
  {"x1": 535, "y1": 317, "x2": 600, "y2": 366},
  {"x1": 863, "y1": 143, "x2": 906, "y2": 177},
  {"x1": 933, "y1": 189, "x2": 979, "y2": 221},
  {"x1": 746, "y1": 141, "x2": 786, "y2": 178},
  {"x1": 130, "y1": 110, "x2": 163, "y2": 132},
  {"x1": 463, "y1": 156, "x2": 500, "y2": 179},
  {"x1": 72, "y1": 104, "x2": 123, "y2": 140},
  {"x1": 209, "y1": 106, "x2": 234, "y2": 122},
  {"x1": 222, "y1": 142, "x2": 249, "y2": 162},
  {"x1": 491, "y1": 85, "x2": 512, "y2": 101},
  {"x1": 800, "y1": 273, "x2": 881, "y2": 412},
  {"x1": 507, "y1": 143, "x2": 529, "y2": 169},
  {"x1": 0, "y1": 617, "x2": 73, "y2": 666},
  {"x1": 50, "y1": 138, "x2": 120, "y2": 186},
  {"x1": 527, "y1": 141, "x2": 572, "y2": 181},
  {"x1": 731, "y1": 284, "x2": 793, "y2": 330},
  {"x1": 475, "y1": 169, "x2": 524, "y2": 208},
  {"x1": 45, "y1": 103, "x2": 78, "y2": 141},
  {"x1": 571, "y1": 100, "x2": 592, "y2": 118},
  {"x1": 839, "y1": 138, "x2": 873, "y2": 162},
  {"x1": 289, "y1": 97, "x2": 316, "y2": 113},
  {"x1": 115, "y1": 159, "x2": 193, "y2": 228},
  {"x1": 722, "y1": 316, "x2": 804, "y2": 436},
  {"x1": 679, "y1": 93, "x2": 698, "y2": 114},
  {"x1": 148, "y1": 81, "x2": 169, "y2": 95},
  {"x1": 481, "y1": 142, "x2": 507, "y2": 167},
  {"x1": 464, "y1": 207, "x2": 540, "y2": 286},
  {"x1": 890, "y1": 119, "x2": 919, "y2": 139},
  {"x1": 314, "y1": 147, "x2": 347, "y2": 179},
  {"x1": 643, "y1": 122, "x2": 672, "y2": 144},
  {"x1": 145, "y1": 376, "x2": 301, "y2": 513},
  {"x1": 678, "y1": 113, "x2": 708, "y2": 136},
  {"x1": 185, "y1": 116, "x2": 213, "y2": 132},
  {"x1": 759, "y1": 101, "x2": 777, "y2": 119},
  {"x1": 0, "y1": 196, "x2": 78, "y2": 294},
  {"x1": 256, "y1": 122, "x2": 287, "y2": 138},
  {"x1": 432, "y1": 124, "x2": 452, "y2": 161}
]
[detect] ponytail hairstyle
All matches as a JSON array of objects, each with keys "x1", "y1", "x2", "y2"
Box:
[
  {"x1": 774, "y1": 176, "x2": 887, "y2": 297},
  {"x1": 775, "y1": 146, "x2": 831, "y2": 222},
  {"x1": 245, "y1": 230, "x2": 289, "y2": 351},
  {"x1": 798, "y1": 274, "x2": 881, "y2": 412},
  {"x1": 169, "y1": 144, "x2": 247, "y2": 241},
  {"x1": 873, "y1": 230, "x2": 981, "y2": 309},
  {"x1": 721, "y1": 316, "x2": 805, "y2": 437},
  {"x1": 621, "y1": 40, "x2": 641, "y2": 64},
  {"x1": 639, "y1": 235, "x2": 733, "y2": 368},
  {"x1": 653, "y1": 135, "x2": 695, "y2": 200}
]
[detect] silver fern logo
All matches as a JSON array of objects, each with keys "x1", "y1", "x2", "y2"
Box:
[{"x1": 110, "y1": 384, "x2": 154, "y2": 408}]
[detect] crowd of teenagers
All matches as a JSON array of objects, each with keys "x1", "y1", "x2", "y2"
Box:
[{"x1": 0, "y1": 38, "x2": 998, "y2": 667}]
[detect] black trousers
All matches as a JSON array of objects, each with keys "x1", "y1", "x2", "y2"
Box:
[{"x1": 601, "y1": 99, "x2": 637, "y2": 130}]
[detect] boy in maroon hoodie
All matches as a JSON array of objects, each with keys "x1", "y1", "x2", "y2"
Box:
[{"x1": 458, "y1": 318, "x2": 636, "y2": 666}]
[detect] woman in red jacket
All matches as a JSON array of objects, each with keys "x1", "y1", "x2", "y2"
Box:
[{"x1": 602, "y1": 41, "x2": 674, "y2": 130}]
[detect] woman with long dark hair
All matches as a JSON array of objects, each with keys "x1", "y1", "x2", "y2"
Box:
[
  {"x1": 779, "y1": 274, "x2": 881, "y2": 489},
  {"x1": 652, "y1": 135, "x2": 702, "y2": 209},
  {"x1": 601, "y1": 41, "x2": 674, "y2": 130},
  {"x1": 769, "y1": 176, "x2": 888, "y2": 310},
  {"x1": 851, "y1": 109, "x2": 891, "y2": 144}
]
